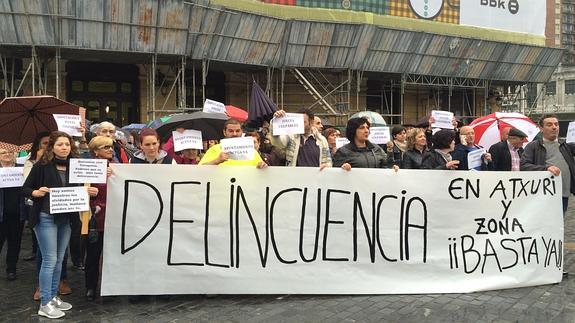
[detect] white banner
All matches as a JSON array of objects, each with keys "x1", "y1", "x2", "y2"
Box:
[
  {"x1": 272, "y1": 113, "x2": 305, "y2": 136},
  {"x1": 369, "y1": 127, "x2": 391, "y2": 145},
  {"x1": 0, "y1": 167, "x2": 24, "y2": 188},
  {"x1": 203, "y1": 99, "x2": 226, "y2": 114},
  {"x1": 173, "y1": 130, "x2": 203, "y2": 152},
  {"x1": 460, "y1": 0, "x2": 546, "y2": 36},
  {"x1": 220, "y1": 137, "x2": 255, "y2": 160},
  {"x1": 53, "y1": 114, "x2": 82, "y2": 136},
  {"x1": 49, "y1": 186, "x2": 90, "y2": 214},
  {"x1": 102, "y1": 166, "x2": 563, "y2": 295},
  {"x1": 69, "y1": 158, "x2": 108, "y2": 184}
]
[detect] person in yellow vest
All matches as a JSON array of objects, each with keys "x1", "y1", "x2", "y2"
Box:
[{"x1": 199, "y1": 119, "x2": 267, "y2": 168}]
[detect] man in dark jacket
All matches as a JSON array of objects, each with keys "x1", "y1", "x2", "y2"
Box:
[
  {"x1": 489, "y1": 128, "x2": 527, "y2": 171},
  {"x1": 451, "y1": 126, "x2": 492, "y2": 171},
  {"x1": 521, "y1": 114, "x2": 575, "y2": 214}
]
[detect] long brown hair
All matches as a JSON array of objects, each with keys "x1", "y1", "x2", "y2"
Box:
[{"x1": 40, "y1": 131, "x2": 80, "y2": 165}]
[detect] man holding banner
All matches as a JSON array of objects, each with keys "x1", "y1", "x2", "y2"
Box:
[
  {"x1": 199, "y1": 119, "x2": 267, "y2": 168},
  {"x1": 271, "y1": 109, "x2": 332, "y2": 169}
]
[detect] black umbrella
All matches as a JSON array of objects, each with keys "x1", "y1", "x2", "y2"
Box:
[
  {"x1": 0, "y1": 96, "x2": 80, "y2": 145},
  {"x1": 152, "y1": 112, "x2": 228, "y2": 142},
  {"x1": 248, "y1": 81, "x2": 277, "y2": 128}
]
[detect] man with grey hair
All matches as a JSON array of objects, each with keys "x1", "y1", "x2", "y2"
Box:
[{"x1": 96, "y1": 121, "x2": 129, "y2": 163}]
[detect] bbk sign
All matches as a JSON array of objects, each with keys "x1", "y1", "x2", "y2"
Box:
[{"x1": 461, "y1": 0, "x2": 545, "y2": 36}]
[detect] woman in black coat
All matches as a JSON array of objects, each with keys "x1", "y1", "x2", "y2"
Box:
[
  {"x1": 334, "y1": 117, "x2": 397, "y2": 170},
  {"x1": 422, "y1": 130, "x2": 460, "y2": 170},
  {"x1": 402, "y1": 128, "x2": 430, "y2": 169}
]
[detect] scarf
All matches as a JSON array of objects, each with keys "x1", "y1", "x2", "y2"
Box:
[{"x1": 394, "y1": 140, "x2": 408, "y2": 153}]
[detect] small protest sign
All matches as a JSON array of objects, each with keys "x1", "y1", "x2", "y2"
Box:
[
  {"x1": 567, "y1": 122, "x2": 575, "y2": 143},
  {"x1": 0, "y1": 167, "x2": 24, "y2": 188},
  {"x1": 203, "y1": 99, "x2": 226, "y2": 114},
  {"x1": 50, "y1": 186, "x2": 90, "y2": 214},
  {"x1": 467, "y1": 148, "x2": 486, "y2": 170},
  {"x1": 336, "y1": 137, "x2": 350, "y2": 149},
  {"x1": 69, "y1": 159, "x2": 108, "y2": 184},
  {"x1": 220, "y1": 137, "x2": 255, "y2": 160},
  {"x1": 53, "y1": 114, "x2": 82, "y2": 136},
  {"x1": 368, "y1": 126, "x2": 391, "y2": 144},
  {"x1": 431, "y1": 110, "x2": 454, "y2": 129},
  {"x1": 272, "y1": 113, "x2": 305, "y2": 136},
  {"x1": 173, "y1": 130, "x2": 203, "y2": 152}
]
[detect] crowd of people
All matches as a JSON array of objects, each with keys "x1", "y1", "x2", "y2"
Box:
[{"x1": 0, "y1": 109, "x2": 572, "y2": 319}]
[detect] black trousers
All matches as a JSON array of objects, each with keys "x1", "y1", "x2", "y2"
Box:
[
  {"x1": 69, "y1": 214, "x2": 83, "y2": 266},
  {"x1": 85, "y1": 232, "x2": 104, "y2": 291},
  {"x1": 0, "y1": 211, "x2": 24, "y2": 273}
]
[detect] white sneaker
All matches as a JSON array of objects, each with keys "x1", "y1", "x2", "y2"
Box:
[
  {"x1": 50, "y1": 296, "x2": 72, "y2": 311},
  {"x1": 38, "y1": 302, "x2": 65, "y2": 319}
]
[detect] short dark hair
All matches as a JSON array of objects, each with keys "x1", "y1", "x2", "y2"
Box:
[
  {"x1": 432, "y1": 130, "x2": 456, "y2": 150},
  {"x1": 29, "y1": 131, "x2": 51, "y2": 161},
  {"x1": 224, "y1": 118, "x2": 242, "y2": 130},
  {"x1": 538, "y1": 114, "x2": 558, "y2": 127},
  {"x1": 391, "y1": 125, "x2": 406, "y2": 138},
  {"x1": 345, "y1": 117, "x2": 370, "y2": 142},
  {"x1": 297, "y1": 108, "x2": 314, "y2": 121}
]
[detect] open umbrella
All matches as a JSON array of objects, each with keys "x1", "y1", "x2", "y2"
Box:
[
  {"x1": 350, "y1": 111, "x2": 387, "y2": 126},
  {"x1": 470, "y1": 112, "x2": 539, "y2": 150},
  {"x1": 225, "y1": 105, "x2": 248, "y2": 122},
  {"x1": 0, "y1": 96, "x2": 80, "y2": 145},
  {"x1": 121, "y1": 123, "x2": 147, "y2": 131},
  {"x1": 248, "y1": 81, "x2": 277, "y2": 127},
  {"x1": 152, "y1": 112, "x2": 228, "y2": 142}
]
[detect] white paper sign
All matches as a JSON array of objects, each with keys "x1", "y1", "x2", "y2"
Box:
[
  {"x1": 69, "y1": 158, "x2": 108, "y2": 184},
  {"x1": 467, "y1": 148, "x2": 486, "y2": 170},
  {"x1": 567, "y1": 122, "x2": 575, "y2": 144},
  {"x1": 369, "y1": 127, "x2": 391, "y2": 144},
  {"x1": 220, "y1": 137, "x2": 255, "y2": 160},
  {"x1": 0, "y1": 167, "x2": 24, "y2": 188},
  {"x1": 203, "y1": 99, "x2": 226, "y2": 114},
  {"x1": 336, "y1": 137, "x2": 350, "y2": 149},
  {"x1": 102, "y1": 166, "x2": 563, "y2": 295},
  {"x1": 460, "y1": 0, "x2": 546, "y2": 36},
  {"x1": 431, "y1": 110, "x2": 454, "y2": 129},
  {"x1": 272, "y1": 113, "x2": 305, "y2": 136},
  {"x1": 16, "y1": 155, "x2": 29, "y2": 165},
  {"x1": 173, "y1": 130, "x2": 203, "y2": 152},
  {"x1": 49, "y1": 186, "x2": 90, "y2": 214},
  {"x1": 53, "y1": 114, "x2": 82, "y2": 136}
]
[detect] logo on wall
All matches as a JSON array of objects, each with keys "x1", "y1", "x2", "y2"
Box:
[{"x1": 408, "y1": 0, "x2": 444, "y2": 19}]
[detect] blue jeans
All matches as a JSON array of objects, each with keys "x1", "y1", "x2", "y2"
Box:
[{"x1": 33, "y1": 212, "x2": 71, "y2": 305}]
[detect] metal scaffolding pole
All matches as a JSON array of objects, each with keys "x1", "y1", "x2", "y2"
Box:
[
  {"x1": 55, "y1": 48, "x2": 60, "y2": 98},
  {"x1": 151, "y1": 54, "x2": 157, "y2": 120},
  {"x1": 31, "y1": 46, "x2": 36, "y2": 95}
]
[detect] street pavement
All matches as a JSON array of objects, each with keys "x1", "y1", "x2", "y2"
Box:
[{"x1": 1, "y1": 202, "x2": 575, "y2": 322}]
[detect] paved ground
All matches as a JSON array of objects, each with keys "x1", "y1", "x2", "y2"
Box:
[{"x1": 1, "y1": 202, "x2": 575, "y2": 322}]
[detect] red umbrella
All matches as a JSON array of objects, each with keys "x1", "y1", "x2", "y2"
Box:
[
  {"x1": 225, "y1": 105, "x2": 248, "y2": 122},
  {"x1": 0, "y1": 96, "x2": 80, "y2": 145},
  {"x1": 470, "y1": 112, "x2": 539, "y2": 150}
]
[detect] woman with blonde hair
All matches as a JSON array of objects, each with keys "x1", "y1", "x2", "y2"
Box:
[{"x1": 402, "y1": 128, "x2": 430, "y2": 169}]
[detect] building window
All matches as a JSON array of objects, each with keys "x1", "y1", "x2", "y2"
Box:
[
  {"x1": 566, "y1": 80, "x2": 575, "y2": 94},
  {"x1": 546, "y1": 82, "x2": 556, "y2": 95}
]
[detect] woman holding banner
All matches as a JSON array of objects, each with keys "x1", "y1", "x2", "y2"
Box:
[
  {"x1": 23, "y1": 131, "x2": 99, "y2": 319},
  {"x1": 402, "y1": 128, "x2": 430, "y2": 169},
  {"x1": 130, "y1": 128, "x2": 174, "y2": 164},
  {"x1": 84, "y1": 136, "x2": 114, "y2": 301},
  {"x1": 422, "y1": 129, "x2": 460, "y2": 170},
  {"x1": 334, "y1": 117, "x2": 397, "y2": 170}
]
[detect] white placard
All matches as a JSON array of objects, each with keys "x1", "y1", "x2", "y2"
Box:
[
  {"x1": 431, "y1": 110, "x2": 454, "y2": 129},
  {"x1": 16, "y1": 155, "x2": 29, "y2": 165},
  {"x1": 173, "y1": 130, "x2": 203, "y2": 152},
  {"x1": 460, "y1": 0, "x2": 546, "y2": 36},
  {"x1": 567, "y1": 122, "x2": 575, "y2": 144},
  {"x1": 336, "y1": 137, "x2": 350, "y2": 149},
  {"x1": 272, "y1": 113, "x2": 305, "y2": 136},
  {"x1": 102, "y1": 166, "x2": 563, "y2": 295},
  {"x1": 49, "y1": 186, "x2": 90, "y2": 214},
  {"x1": 203, "y1": 99, "x2": 226, "y2": 114},
  {"x1": 0, "y1": 167, "x2": 24, "y2": 188},
  {"x1": 69, "y1": 158, "x2": 108, "y2": 184},
  {"x1": 467, "y1": 148, "x2": 486, "y2": 170},
  {"x1": 220, "y1": 137, "x2": 255, "y2": 160},
  {"x1": 368, "y1": 126, "x2": 391, "y2": 144},
  {"x1": 53, "y1": 114, "x2": 82, "y2": 137}
]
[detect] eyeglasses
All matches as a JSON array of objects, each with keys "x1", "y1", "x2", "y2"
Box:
[{"x1": 98, "y1": 145, "x2": 114, "y2": 150}]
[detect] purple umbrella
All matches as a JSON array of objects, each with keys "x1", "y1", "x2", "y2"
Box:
[{"x1": 248, "y1": 81, "x2": 277, "y2": 127}]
